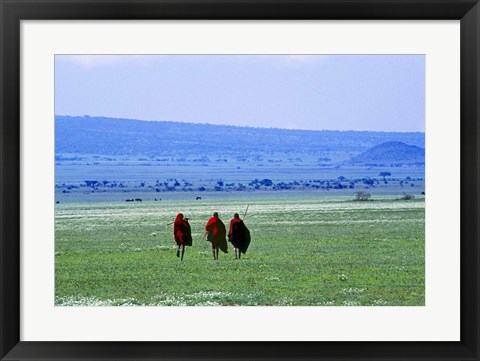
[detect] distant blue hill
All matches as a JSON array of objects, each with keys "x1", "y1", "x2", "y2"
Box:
[
  {"x1": 349, "y1": 141, "x2": 425, "y2": 166},
  {"x1": 55, "y1": 115, "x2": 425, "y2": 161}
]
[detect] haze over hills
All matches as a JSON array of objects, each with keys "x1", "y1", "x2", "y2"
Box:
[{"x1": 55, "y1": 115, "x2": 425, "y2": 164}]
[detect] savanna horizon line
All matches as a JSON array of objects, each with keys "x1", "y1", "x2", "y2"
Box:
[{"x1": 55, "y1": 114, "x2": 426, "y2": 134}]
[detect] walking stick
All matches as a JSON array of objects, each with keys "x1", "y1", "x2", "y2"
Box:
[
  {"x1": 200, "y1": 230, "x2": 208, "y2": 242},
  {"x1": 242, "y1": 204, "x2": 250, "y2": 220}
]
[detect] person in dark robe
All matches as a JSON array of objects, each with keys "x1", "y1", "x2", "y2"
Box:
[
  {"x1": 228, "y1": 213, "x2": 251, "y2": 259},
  {"x1": 205, "y1": 212, "x2": 227, "y2": 260},
  {"x1": 173, "y1": 212, "x2": 192, "y2": 261}
]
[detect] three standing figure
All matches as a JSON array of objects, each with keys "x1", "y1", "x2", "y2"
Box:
[{"x1": 172, "y1": 211, "x2": 250, "y2": 261}]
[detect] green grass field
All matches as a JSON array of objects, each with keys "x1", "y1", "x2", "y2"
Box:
[{"x1": 55, "y1": 194, "x2": 424, "y2": 306}]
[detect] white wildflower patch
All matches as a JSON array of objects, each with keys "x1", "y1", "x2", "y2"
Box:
[
  {"x1": 152, "y1": 291, "x2": 233, "y2": 306},
  {"x1": 110, "y1": 298, "x2": 144, "y2": 306},
  {"x1": 152, "y1": 294, "x2": 188, "y2": 306},
  {"x1": 322, "y1": 301, "x2": 336, "y2": 306},
  {"x1": 338, "y1": 274, "x2": 348, "y2": 281},
  {"x1": 154, "y1": 245, "x2": 177, "y2": 251},
  {"x1": 243, "y1": 293, "x2": 262, "y2": 306},
  {"x1": 55, "y1": 296, "x2": 143, "y2": 306},
  {"x1": 277, "y1": 298, "x2": 294, "y2": 306},
  {"x1": 154, "y1": 291, "x2": 265, "y2": 306},
  {"x1": 265, "y1": 276, "x2": 280, "y2": 282},
  {"x1": 372, "y1": 299, "x2": 388, "y2": 306},
  {"x1": 55, "y1": 291, "x2": 231, "y2": 307},
  {"x1": 342, "y1": 288, "x2": 365, "y2": 295},
  {"x1": 342, "y1": 301, "x2": 360, "y2": 306},
  {"x1": 196, "y1": 301, "x2": 221, "y2": 306}
]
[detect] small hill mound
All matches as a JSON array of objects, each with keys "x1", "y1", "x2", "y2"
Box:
[{"x1": 349, "y1": 141, "x2": 424, "y2": 166}]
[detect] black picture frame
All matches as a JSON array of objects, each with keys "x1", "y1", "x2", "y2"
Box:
[{"x1": 1, "y1": 1, "x2": 479, "y2": 360}]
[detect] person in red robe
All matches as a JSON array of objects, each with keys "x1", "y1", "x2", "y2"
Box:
[
  {"x1": 228, "y1": 213, "x2": 250, "y2": 259},
  {"x1": 173, "y1": 212, "x2": 192, "y2": 261},
  {"x1": 205, "y1": 212, "x2": 227, "y2": 260}
]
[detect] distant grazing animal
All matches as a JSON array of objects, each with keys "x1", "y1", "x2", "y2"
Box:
[
  {"x1": 56, "y1": 201, "x2": 60, "y2": 204},
  {"x1": 135, "y1": 198, "x2": 142, "y2": 202},
  {"x1": 154, "y1": 198, "x2": 162, "y2": 201},
  {"x1": 126, "y1": 199, "x2": 134, "y2": 202},
  {"x1": 196, "y1": 196, "x2": 202, "y2": 200}
]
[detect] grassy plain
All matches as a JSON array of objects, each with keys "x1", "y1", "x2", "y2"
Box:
[{"x1": 55, "y1": 193, "x2": 424, "y2": 306}]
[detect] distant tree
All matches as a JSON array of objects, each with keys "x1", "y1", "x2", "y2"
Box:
[
  {"x1": 338, "y1": 176, "x2": 346, "y2": 181},
  {"x1": 379, "y1": 172, "x2": 391, "y2": 182},
  {"x1": 363, "y1": 178, "x2": 374, "y2": 186},
  {"x1": 334, "y1": 183, "x2": 345, "y2": 189},
  {"x1": 260, "y1": 178, "x2": 273, "y2": 186},
  {"x1": 84, "y1": 180, "x2": 98, "y2": 188},
  {"x1": 355, "y1": 191, "x2": 371, "y2": 201},
  {"x1": 235, "y1": 183, "x2": 246, "y2": 191}
]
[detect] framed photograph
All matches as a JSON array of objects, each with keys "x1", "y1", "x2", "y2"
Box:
[{"x1": 1, "y1": 0, "x2": 478, "y2": 360}]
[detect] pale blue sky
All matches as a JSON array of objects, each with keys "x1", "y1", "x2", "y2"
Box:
[{"x1": 55, "y1": 55, "x2": 425, "y2": 132}]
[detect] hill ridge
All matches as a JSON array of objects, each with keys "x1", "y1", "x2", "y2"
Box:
[
  {"x1": 55, "y1": 115, "x2": 425, "y2": 162},
  {"x1": 56, "y1": 114, "x2": 425, "y2": 134}
]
